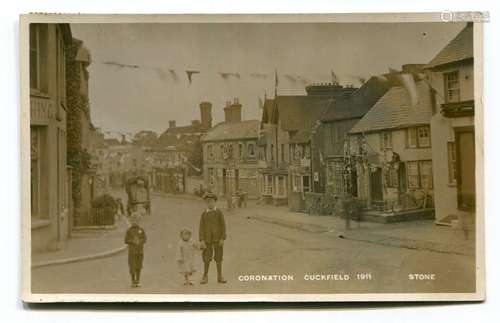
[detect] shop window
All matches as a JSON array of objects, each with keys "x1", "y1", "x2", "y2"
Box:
[
  {"x1": 385, "y1": 167, "x2": 399, "y2": 188},
  {"x1": 420, "y1": 160, "x2": 433, "y2": 189},
  {"x1": 407, "y1": 161, "x2": 420, "y2": 189},
  {"x1": 276, "y1": 176, "x2": 286, "y2": 197},
  {"x1": 327, "y1": 159, "x2": 344, "y2": 193},
  {"x1": 406, "y1": 160, "x2": 433, "y2": 189}
]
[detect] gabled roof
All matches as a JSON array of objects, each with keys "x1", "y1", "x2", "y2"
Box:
[
  {"x1": 350, "y1": 81, "x2": 432, "y2": 134},
  {"x1": 425, "y1": 23, "x2": 473, "y2": 69},
  {"x1": 261, "y1": 98, "x2": 276, "y2": 125},
  {"x1": 320, "y1": 75, "x2": 398, "y2": 122},
  {"x1": 202, "y1": 120, "x2": 260, "y2": 142}
]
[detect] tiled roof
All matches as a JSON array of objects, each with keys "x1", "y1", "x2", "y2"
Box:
[
  {"x1": 202, "y1": 120, "x2": 260, "y2": 142},
  {"x1": 321, "y1": 75, "x2": 397, "y2": 122},
  {"x1": 425, "y1": 23, "x2": 473, "y2": 69},
  {"x1": 350, "y1": 81, "x2": 432, "y2": 134},
  {"x1": 276, "y1": 96, "x2": 329, "y2": 131}
]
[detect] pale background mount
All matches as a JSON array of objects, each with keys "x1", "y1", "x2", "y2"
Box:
[{"x1": 2, "y1": 0, "x2": 500, "y2": 323}]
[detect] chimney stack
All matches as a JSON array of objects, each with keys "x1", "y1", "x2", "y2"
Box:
[
  {"x1": 169, "y1": 120, "x2": 176, "y2": 129},
  {"x1": 224, "y1": 97, "x2": 242, "y2": 123},
  {"x1": 199, "y1": 101, "x2": 212, "y2": 131}
]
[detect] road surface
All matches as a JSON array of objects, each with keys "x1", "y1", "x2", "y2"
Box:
[{"x1": 31, "y1": 192, "x2": 475, "y2": 294}]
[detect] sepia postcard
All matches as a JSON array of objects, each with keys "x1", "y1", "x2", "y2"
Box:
[{"x1": 20, "y1": 13, "x2": 486, "y2": 302}]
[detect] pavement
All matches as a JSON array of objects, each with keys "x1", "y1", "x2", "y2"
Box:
[
  {"x1": 31, "y1": 214, "x2": 130, "y2": 268},
  {"x1": 31, "y1": 192, "x2": 476, "y2": 294},
  {"x1": 238, "y1": 202, "x2": 475, "y2": 256},
  {"x1": 32, "y1": 192, "x2": 475, "y2": 269}
]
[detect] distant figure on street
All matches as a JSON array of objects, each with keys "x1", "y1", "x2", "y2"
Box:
[
  {"x1": 176, "y1": 229, "x2": 200, "y2": 286},
  {"x1": 199, "y1": 192, "x2": 227, "y2": 284},
  {"x1": 116, "y1": 198, "x2": 125, "y2": 218},
  {"x1": 125, "y1": 212, "x2": 147, "y2": 287}
]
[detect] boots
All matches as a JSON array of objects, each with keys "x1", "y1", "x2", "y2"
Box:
[
  {"x1": 136, "y1": 271, "x2": 141, "y2": 287},
  {"x1": 216, "y1": 262, "x2": 227, "y2": 284},
  {"x1": 200, "y1": 262, "x2": 209, "y2": 284}
]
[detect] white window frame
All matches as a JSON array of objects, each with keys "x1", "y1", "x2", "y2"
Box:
[
  {"x1": 417, "y1": 126, "x2": 431, "y2": 148},
  {"x1": 407, "y1": 128, "x2": 418, "y2": 148},
  {"x1": 444, "y1": 70, "x2": 460, "y2": 103}
]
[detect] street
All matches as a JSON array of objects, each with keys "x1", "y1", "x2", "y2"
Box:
[{"x1": 31, "y1": 193, "x2": 475, "y2": 294}]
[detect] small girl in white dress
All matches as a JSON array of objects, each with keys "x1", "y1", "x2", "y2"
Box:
[{"x1": 176, "y1": 229, "x2": 199, "y2": 286}]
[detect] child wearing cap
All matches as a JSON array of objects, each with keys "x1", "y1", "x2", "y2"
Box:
[
  {"x1": 199, "y1": 192, "x2": 227, "y2": 284},
  {"x1": 176, "y1": 229, "x2": 199, "y2": 286},
  {"x1": 124, "y1": 213, "x2": 147, "y2": 287}
]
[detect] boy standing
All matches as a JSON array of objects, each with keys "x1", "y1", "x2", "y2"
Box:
[
  {"x1": 199, "y1": 192, "x2": 227, "y2": 284},
  {"x1": 125, "y1": 213, "x2": 147, "y2": 287}
]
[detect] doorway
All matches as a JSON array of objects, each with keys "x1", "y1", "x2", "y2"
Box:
[
  {"x1": 455, "y1": 128, "x2": 475, "y2": 211},
  {"x1": 370, "y1": 168, "x2": 383, "y2": 201}
]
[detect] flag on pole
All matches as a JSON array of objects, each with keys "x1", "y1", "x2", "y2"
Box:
[
  {"x1": 186, "y1": 70, "x2": 200, "y2": 84},
  {"x1": 274, "y1": 69, "x2": 279, "y2": 96},
  {"x1": 331, "y1": 70, "x2": 339, "y2": 85}
]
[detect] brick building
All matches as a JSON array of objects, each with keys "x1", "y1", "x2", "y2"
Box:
[{"x1": 202, "y1": 98, "x2": 260, "y2": 198}]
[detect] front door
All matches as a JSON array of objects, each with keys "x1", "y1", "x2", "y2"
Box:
[
  {"x1": 370, "y1": 168, "x2": 383, "y2": 201},
  {"x1": 456, "y1": 128, "x2": 475, "y2": 211}
]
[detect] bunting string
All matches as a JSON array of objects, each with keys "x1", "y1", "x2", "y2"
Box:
[{"x1": 97, "y1": 59, "x2": 351, "y2": 87}]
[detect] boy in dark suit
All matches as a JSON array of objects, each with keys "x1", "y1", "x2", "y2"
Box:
[
  {"x1": 125, "y1": 213, "x2": 147, "y2": 287},
  {"x1": 199, "y1": 192, "x2": 227, "y2": 284}
]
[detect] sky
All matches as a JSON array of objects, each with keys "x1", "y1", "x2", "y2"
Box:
[{"x1": 70, "y1": 22, "x2": 466, "y2": 136}]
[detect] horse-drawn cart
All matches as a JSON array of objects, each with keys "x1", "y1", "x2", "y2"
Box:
[{"x1": 125, "y1": 176, "x2": 151, "y2": 217}]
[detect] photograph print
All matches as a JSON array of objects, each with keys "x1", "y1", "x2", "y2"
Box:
[{"x1": 21, "y1": 13, "x2": 484, "y2": 302}]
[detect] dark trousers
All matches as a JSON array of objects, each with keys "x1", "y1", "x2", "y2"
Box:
[
  {"x1": 128, "y1": 253, "x2": 144, "y2": 281},
  {"x1": 202, "y1": 242, "x2": 223, "y2": 263}
]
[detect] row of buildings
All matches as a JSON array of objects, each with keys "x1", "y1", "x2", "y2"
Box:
[
  {"x1": 30, "y1": 23, "x2": 101, "y2": 252},
  {"x1": 200, "y1": 23, "x2": 475, "y2": 225}
]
